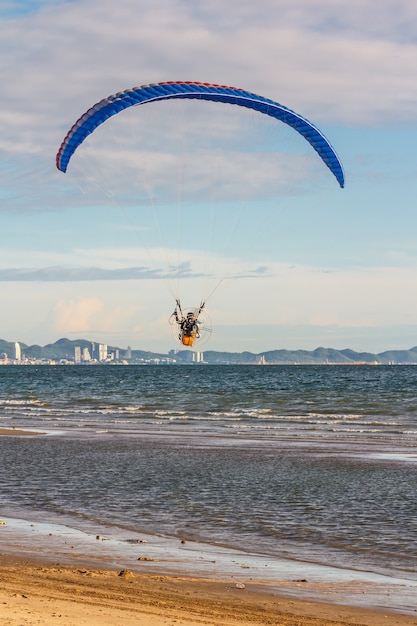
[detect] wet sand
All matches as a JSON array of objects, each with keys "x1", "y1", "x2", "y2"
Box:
[{"x1": 1, "y1": 554, "x2": 416, "y2": 626}]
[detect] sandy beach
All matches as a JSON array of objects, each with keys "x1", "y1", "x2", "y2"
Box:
[
  {"x1": 1, "y1": 554, "x2": 416, "y2": 626},
  {"x1": 0, "y1": 427, "x2": 45, "y2": 437}
]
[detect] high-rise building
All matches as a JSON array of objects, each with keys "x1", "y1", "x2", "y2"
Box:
[
  {"x1": 14, "y1": 342, "x2": 21, "y2": 362},
  {"x1": 98, "y1": 344, "x2": 107, "y2": 361},
  {"x1": 74, "y1": 346, "x2": 81, "y2": 364},
  {"x1": 82, "y1": 347, "x2": 91, "y2": 362}
]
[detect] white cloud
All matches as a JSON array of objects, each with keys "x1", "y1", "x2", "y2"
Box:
[
  {"x1": 2, "y1": 0, "x2": 417, "y2": 152},
  {"x1": 54, "y1": 296, "x2": 104, "y2": 334},
  {"x1": 1, "y1": 259, "x2": 417, "y2": 351}
]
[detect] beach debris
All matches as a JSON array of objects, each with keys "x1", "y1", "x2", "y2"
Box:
[
  {"x1": 181, "y1": 539, "x2": 186, "y2": 544},
  {"x1": 0, "y1": 521, "x2": 6, "y2": 525},
  {"x1": 235, "y1": 582, "x2": 245, "y2": 589},
  {"x1": 138, "y1": 556, "x2": 154, "y2": 561},
  {"x1": 118, "y1": 569, "x2": 134, "y2": 578},
  {"x1": 96, "y1": 535, "x2": 100, "y2": 540},
  {"x1": 240, "y1": 562, "x2": 249, "y2": 569},
  {"x1": 125, "y1": 538, "x2": 148, "y2": 544}
]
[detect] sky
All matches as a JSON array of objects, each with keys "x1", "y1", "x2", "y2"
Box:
[{"x1": 1, "y1": 0, "x2": 417, "y2": 354}]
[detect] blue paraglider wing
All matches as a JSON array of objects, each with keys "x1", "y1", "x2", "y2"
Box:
[{"x1": 56, "y1": 81, "x2": 344, "y2": 188}]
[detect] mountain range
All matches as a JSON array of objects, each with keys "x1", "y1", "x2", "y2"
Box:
[{"x1": 2, "y1": 337, "x2": 417, "y2": 364}]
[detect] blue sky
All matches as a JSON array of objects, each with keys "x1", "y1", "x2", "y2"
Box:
[{"x1": 1, "y1": 0, "x2": 417, "y2": 353}]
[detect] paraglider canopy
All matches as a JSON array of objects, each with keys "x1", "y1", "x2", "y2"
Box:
[{"x1": 56, "y1": 81, "x2": 344, "y2": 188}]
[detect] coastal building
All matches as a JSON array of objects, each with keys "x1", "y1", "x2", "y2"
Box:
[
  {"x1": 14, "y1": 342, "x2": 21, "y2": 362},
  {"x1": 98, "y1": 344, "x2": 107, "y2": 361},
  {"x1": 74, "y1": 346, "x2": 81, "y2": 364}
]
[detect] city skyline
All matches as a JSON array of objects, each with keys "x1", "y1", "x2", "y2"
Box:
[
  {"x1": 0, "y1": 339, "x2": 205, "y2": 365},
  {"x1": 2, "y1": 336, "x2": 417, "y2": 367}
]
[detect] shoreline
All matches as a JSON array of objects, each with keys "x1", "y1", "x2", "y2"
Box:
[
  {"x1": 1, "y1": 554, "x2": 416, "y2": 626},
  {"x1": 2, "y1": 428, "x2": 417, "y2": 623},
  {"x1": 1, "y1": 516, "x2": 417, "y2": 624}
]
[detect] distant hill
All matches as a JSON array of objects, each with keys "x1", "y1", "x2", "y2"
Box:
[
  {"x1": 2, "y1": 337, "x2": 417, "y2": 364},
  {"x1": 0, "y1": 337, "x2": 165, "y2": 362},
  {"x1": 29, "y1": 338, "x2": 153, "y2": 360},
  {"x1": 188, "y1": 346, "x2": 417, "y2": 364},
  {"x1": 0, "y1": 339, "x2": 28, "y2": 355}
]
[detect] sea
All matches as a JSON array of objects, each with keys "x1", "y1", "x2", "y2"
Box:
[{"x1": 1, "y1": 364, "x2": 417, "y2": 613}]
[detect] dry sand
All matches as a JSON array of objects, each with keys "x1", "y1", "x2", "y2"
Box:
[
  {"x1": 0, "y1": 428, "x2": 45, "y2": 436},
  {"x1": 0, "y1": 555, "x2": 416, "y2": 626}
]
